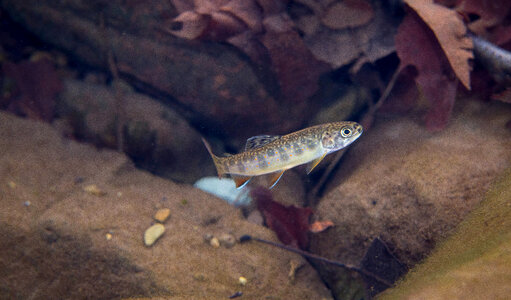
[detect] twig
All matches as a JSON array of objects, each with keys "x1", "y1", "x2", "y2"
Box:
[
  {"x1": 309, "y1": 64, "x2": 402, "y2": 202},
  {"x1": 371, "y1": 63, "x2": 403, "y2": 115},
  {"x1": 309, "y1": 148, "x2": 346, "y2": 200},
  {"x1": 240, "y1": 235, "x2": 393, "y2": 288},
  {"x1": 100, "y1": 13, "x2": 125, "y2": 152}
]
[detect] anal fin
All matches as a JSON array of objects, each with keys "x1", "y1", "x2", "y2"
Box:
[
  {"x1": 232, "y1": 175, "x2": 252, "y2": 189},
  {"x1": 307, "y1": 153, "x2": 326, "y2": 174},
  {"x1": 268, "y1": 170, "x2": 285, "y2": 189}
]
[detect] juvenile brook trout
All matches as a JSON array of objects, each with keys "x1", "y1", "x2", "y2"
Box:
[{"x1": 202, "y1": 122, "x2": 363, "y2": 189}]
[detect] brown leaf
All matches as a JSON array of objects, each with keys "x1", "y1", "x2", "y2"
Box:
[
  {"x1": 220, "y1": 0, "x2": 263, "y2": 32},
  {"x1": 301, "y1": 0, "x2": 398, "y2": 69},
  {"x1": 395, "y1": 11, "x2": 458, "y2": 131},
  {"x1": 170, "y1": 0, "x2": 194, "y2": 13},
  {"x1": 168, "y1": 11, "x2": 209, "y2": 40},
  {"x1": 321, "y1": 0, "x2": 374, "y2": 30},
  {"x1": 456, "y1": 0, "x2": 511, "y2": 35},
  {"x1": 260, "y1": 27, "x2": 328, "y2": 103},
  {"x1": 405, "y1": 0, "x2": 473, "y2": 90}
]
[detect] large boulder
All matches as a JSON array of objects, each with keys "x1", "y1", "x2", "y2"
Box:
[
  {"x1": 56, "y1": 79, "x2": 214, "y2": 183},
  {"x1": 0, "y1": 0, "x2": 318, "y2": 146},
  {"x1": 380, "y1": 167, "x2": 511, "y2": 299},
  {"x1": 310, "y1": 99, "x2": 511, "y2": 298},
  {"x1": 0, "y1": 111, "x2": 332, "y2": 299}
]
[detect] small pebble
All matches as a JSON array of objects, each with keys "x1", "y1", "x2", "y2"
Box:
[
  {"x1": 144, "y1": 223, "x2": 165, "y2": 246},
  {"x1": 83, "y1": 184, "x2": 107, "y2": 196},
  {"x1": 209, "y1": 237, "x2": 220, "y2": 248},
  {"x1": 229, "y1": 291, "x2": 243, "y2": 299},
  {"x1": 193, "y1": 273, "x2": 207, "y2": 282},
  {"x1": 238, "y1": 276, "x2": 247, "y2": 286},
  {"x1": 218, "y1": 233, "x2": 236, "y2": 248},
  {"x1": 116, "y1": 191, "x2": 122, "y2": 197},
  {"x1": 105, "y1": 233, "x2": 112, "y2": 240},
  {"x1": 154, "y1": 208, "x2": 171, "y2": 223},
  {"x1": 288, "y1": 259, "x2": 305, "y2": 282},
  {"x1": 7, "y1": 181, "x2": 16, "y2": 189},
  {"x1": 203, "y1": 233, "x2": 213, "y2": 242}
]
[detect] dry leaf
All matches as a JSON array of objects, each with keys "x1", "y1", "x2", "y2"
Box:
[
  {"x1": 220, "y1": 0, "x2": 263, "y2": 32},
  {"x1": 301, "y1": 0, "x2": 397, "y2": 69},
  {"x1": 456, "y1": 0, "x2": 511, "y2": 35},
  {"x1": 309, "y1": 220, "x2": 334, "y2": 233},
  {"x1": 168, "y1": 11, "x2": 209, "y2": 40},
  {"x1": 405, "y1": 0, "x2": 473, "y2": 90},
  {"x1": 321, "y1": 0, "x2": 374, "y2": 30}
]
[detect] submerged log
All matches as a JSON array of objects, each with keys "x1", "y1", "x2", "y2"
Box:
[{"x1": 0, "y1": 0, "x2": 314, "y2": 145}]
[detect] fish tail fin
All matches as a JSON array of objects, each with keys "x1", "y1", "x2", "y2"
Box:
[{"x1": 201, "y1": 137, "x2": 224, "y2": 178}]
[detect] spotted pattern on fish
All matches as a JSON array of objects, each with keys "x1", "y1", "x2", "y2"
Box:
[{"x1": 202, "y1": 122, "x2": 363, "y2": 186}]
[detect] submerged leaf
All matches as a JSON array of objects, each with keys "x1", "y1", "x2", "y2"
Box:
[
  {"x1": 456, "y1": 0, "x2": 511, "y2": 35},
  {"x1": 405, "y1": 0, "x2": 473, "y2": 89},
  {"x1": 321, "y1": 0, "x2": 374, "y2": 30},
  {"x1": 251, "y1": 186, "x2": 312, "y2": 249},
  {"x1": 309, "y1": 220, "x2": 334, "y2": 233},
  {"x1": 395, "y1": 11, "x2": 459, "y2": 131}
]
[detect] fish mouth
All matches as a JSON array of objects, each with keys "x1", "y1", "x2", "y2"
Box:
[{"x1": 355, "y1": 123, "x2": 363, "y2": 135}]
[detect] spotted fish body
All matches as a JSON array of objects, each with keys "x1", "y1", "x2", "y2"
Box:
[{"x1": 202, "y1": 121, "x2": 363, "y2": 188}]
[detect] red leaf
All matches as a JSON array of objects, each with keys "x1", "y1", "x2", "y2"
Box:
[
  {"x1": 2, "y1": 58, "x2": 62, "y2": 122},
  {"x1": 395, "y1": 11, "x2": 458, "y2": 131},
  {"x1": 260, "y1": 16, "x2": 329, "y2": 103},
  {"x1": 250, "y1": 186, "x2": 312, "y2": 249}
]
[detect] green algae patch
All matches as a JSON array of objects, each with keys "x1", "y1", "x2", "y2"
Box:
[{"x1": 379, "y1": 167, "x2": 511, "y2": 299}]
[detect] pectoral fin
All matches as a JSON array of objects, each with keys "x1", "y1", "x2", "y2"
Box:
[
  {"x1": 232, "y1": 175, "x2": 252, "y2": 189},
  {"x1": 307, "y1": 154, "x2": 327, "y2": 174},
  {"x1": 268, "y1": 170, "x2": 285, "y2": 189}
]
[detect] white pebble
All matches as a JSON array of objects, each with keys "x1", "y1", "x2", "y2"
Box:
[{"x1": 144, "y1": 223, "x2": 165, "y2": 246}]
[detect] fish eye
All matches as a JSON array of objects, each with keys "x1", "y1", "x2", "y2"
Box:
[{"x1": 341, "y1": 127, "x2": 352, "y2": 137}]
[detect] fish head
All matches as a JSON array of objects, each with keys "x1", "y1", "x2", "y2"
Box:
[{"x1": 321, "y1": 122, "x2": 363, "y2": 151}]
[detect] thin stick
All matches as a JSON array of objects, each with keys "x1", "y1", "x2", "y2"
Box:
[
  {"x1": 310, "y1": 64, "x2": 403, "y2": 201},
  {"x1": 240, "y1": 235, "x2": 393, "y2": 287},
  {"x1": 310, "y1": 148, "x2": 346, "y2": 199}
]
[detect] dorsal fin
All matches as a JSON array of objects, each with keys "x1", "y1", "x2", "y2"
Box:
[{"x1": 244, "y1": 135, "x2": 280, "y2": 151}]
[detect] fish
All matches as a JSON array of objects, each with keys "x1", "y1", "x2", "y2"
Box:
[{"x1": 202, "y1": 121, "x2": 363, "y2": 189}]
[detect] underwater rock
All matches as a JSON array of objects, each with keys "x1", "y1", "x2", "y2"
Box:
[
  {"x1": 194, "y1": 177, "x2": 251, "y2": 206},
  {"x1": 56, "y1": 79, "x2": 213, "y2": 183},
  {"x1": 0, "y1": 111, "x2": 332, "y2": 299},
  {"x1": 218, "y1": 233, "x2": 236, "y2": 249},
  {"x1": 379, "y1": 167, "x2": 511, "y2": 299},
  {"x1": 1, "y1": 0, "x2": 312, "y2": 145},
  {"x1": 144, "y1": 223, "x2": 165, "y2": 247},
  {"x1": 153, "y1": 208, "x2": 171, "y2": 223},
  {"x1": 310, "y1": 99, "x2": 511, "y2": 298},
  {"x1": 209, "y1": 237, "x2": 220, "y2": 248}
]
